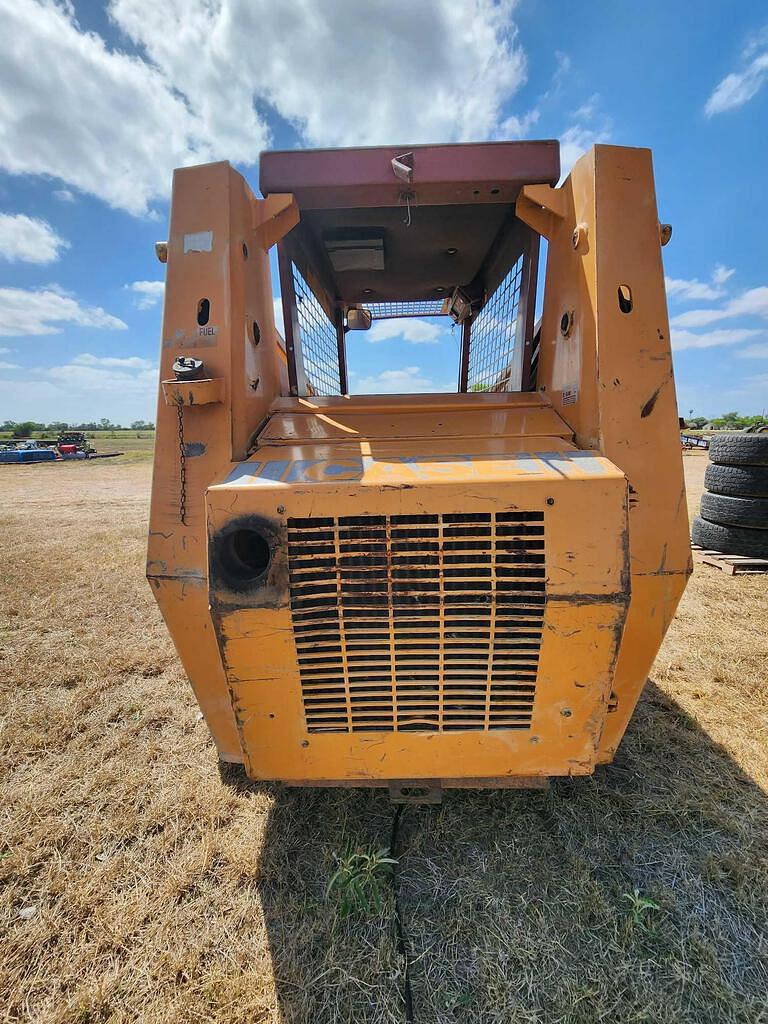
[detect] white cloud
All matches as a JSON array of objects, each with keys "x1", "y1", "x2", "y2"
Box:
[
  {"x1": 0, "y1": 213, "x2": 68, "y2": 264},
  {"x1": 53, "y1": 188, "x2": 75, "y2": 203},
  {"x1": 112, "y1": 0, "x2": 526, "y2": 150},
  {"x1": 665, "y1": 277, "x2": 723, "y2": 302},
  {"x1": 497, "y1": 108, "x2": 540, "y2": 140},
  {"x1": 712, "y1": 264, "x2": 735, "y2": 286},
  {"x1": 735, "y1": 342, "x2": 768, "y2": 359},
  {"x1": 0, "y1": 360, "x2": 19, "y2": 369},
  {"x1": 705, "y1": 30, "x2": 768, "y2": 116},
  {"x1": 550, "y1": 51, "x2": 572, "y2": 91},
  {"x1": 558, "y1": 95, "x2": 612, "y2": 179},
  {"x1": 671, "y1": 327, "x2": 762, "y2": 351},
  {"x1": 368, "y1": 318, "x2": 443, "y2": 345},
  {"x1": 495, "y1": 51, "x2": 571, "y2": 142},
  {"x1": 127, "y1": 280, "x2": 165, "y2": 309},
  {"x1": 0, "y1": 346, "x2": 12, "y2": 354},
  {"x1": 0, "y1": 355, "x2": 157, "y2": 422},
  {"x1": 73, "y1": 353, "x2": 154, "y2": 369},
  {"x1": 670, "y1": 286, "x2": 768, "y2": 329},
  {"x1": 572, "y1": 96, "x2": 600, "y2": 121},
  {"x1": 724, "y1": 286, "x2": 768, "y2": 318},
  {"x1": 46, "y1": 362, "x2": 156, "y2": 392},
  {"x1": 0, "y1": 1, "x2": 529, "y2": 216},
  {"x1": 0, "y1": 286, "x2": 127, "y2": 336},
  {"x1": 705, "y1": 62, "x2": 767, "y2": 116},
  {"x1": 353, "y1": 366, "x2": 451, "y2": 394},
  {"x1": 0, "y1": 0, "x2": 220, "y2": 216},
  {"x1": 666, "y1": 265, "x2": 738, "y2": 303},
  {"x1": 669, "y1": 310, "x2": 719, "y2": 330}
]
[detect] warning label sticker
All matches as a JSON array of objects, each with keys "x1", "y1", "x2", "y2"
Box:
[{"x1": 562, "y1": 385, "x2": 579, "y2": 406}]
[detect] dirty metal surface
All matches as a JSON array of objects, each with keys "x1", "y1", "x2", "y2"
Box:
[
  {"x1": 206, "y1": 450, "x2": 629, "y2": 782},
  {"x1": 286, "y1": 511, "x2": 546, "y2": 735}
]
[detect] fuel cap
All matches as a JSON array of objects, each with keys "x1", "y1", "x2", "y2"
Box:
[{"x1": 172, "y1": 356, "x2": 205, "y2": 380}]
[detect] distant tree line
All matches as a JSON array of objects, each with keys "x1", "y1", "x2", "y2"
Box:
[
  {"x1": 1, "y1": 418, "x2": 155, "y2": 437},
  {"x1": 685, "y1": 412, "x2": 767, "y2": 430}
]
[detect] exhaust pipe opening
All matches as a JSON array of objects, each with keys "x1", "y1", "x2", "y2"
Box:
[{"x1": 215, "y1": 526, "x2": 272, "y2": 587}]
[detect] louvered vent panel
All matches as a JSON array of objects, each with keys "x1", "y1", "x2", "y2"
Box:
[{"x1": 287, "y1": 512, "x2": 546, "y2": 734}]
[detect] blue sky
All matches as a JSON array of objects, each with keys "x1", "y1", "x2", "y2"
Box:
[{"x1": 0, "y1": 0, "x2": 766, "y2": 424}]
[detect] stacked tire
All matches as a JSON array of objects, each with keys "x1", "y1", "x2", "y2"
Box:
[{"x1": 692, "y1": 434, "x2": 768, "y2": 558}]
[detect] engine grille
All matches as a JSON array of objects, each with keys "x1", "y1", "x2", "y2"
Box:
[{"x1": 286, "y1": 512, "x2": 546, "y2": 734}]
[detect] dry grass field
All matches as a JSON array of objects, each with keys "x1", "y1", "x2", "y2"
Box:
[{"x1": 1, "y1": 452, "x2": 767, "y2": 1023}]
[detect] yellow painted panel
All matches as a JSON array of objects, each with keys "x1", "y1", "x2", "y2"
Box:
[
  {"x1": 226, "y1": 597, "x2": 625, "y2": 781},
  {"x1": 596, "y1": 571, "x2": 688, "y2": 762},
  {"x1": 150, "y1": 576, "x2": 242, "y2": 762},
  {"x1": 207, "y1": 460, "x2": 629, "y2": 780},
  {"x1": 259, "y1": 405, "x2": 573, "y2": 443},
  {"x1": 148, "y1": 147, "x2": 691, "y2": 785}
]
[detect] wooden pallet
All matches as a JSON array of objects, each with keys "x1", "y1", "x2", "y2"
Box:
[{"x1": 691, "y1": 543, "x2": 768, "y2": 575}]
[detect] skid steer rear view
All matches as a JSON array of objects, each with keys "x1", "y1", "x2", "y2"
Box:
[{"x1": 147, "y1": 140, "x2": 691, "y2": 798}]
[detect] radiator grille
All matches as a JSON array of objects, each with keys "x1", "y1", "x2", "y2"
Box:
[{"x1": 287, "y1": 512, "x2": 546, "y2": 734}]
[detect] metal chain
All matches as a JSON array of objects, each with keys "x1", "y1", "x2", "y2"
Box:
[{"x1": 176, "y1": 401, "x2": 187, "y2": 524}]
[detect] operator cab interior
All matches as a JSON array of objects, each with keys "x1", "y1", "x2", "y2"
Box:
[{"x1": 259, "y1": 141, "x2": 560, "y2": 397}]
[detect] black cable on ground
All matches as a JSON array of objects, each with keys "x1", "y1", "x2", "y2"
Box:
[{"x1": 389, "y1": 804, "x2": 415, "y2": 1022}]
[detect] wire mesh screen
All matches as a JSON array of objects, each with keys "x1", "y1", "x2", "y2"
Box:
[
  {"x1": 292, "y1": 262, "x2": 342, "y2": 396},
  {"x1": 367, "y1": 300, "x2": 446, "y2": 319},
  {"x1": 466, "y1": 254, "x2": 525, "y2": 392}
]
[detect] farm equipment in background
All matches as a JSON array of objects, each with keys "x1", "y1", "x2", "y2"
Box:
[
  {"x1": 681, "y1": 433, "x2": 709, "y2": 450},
  {"x1": 0, "y1": 440, "x2": 58, "y2": 464},
  {"x1": 57, "y1": 430, "x2": 96, "y2": 456},
  {"x1": 0, "y1": 432, "x2": 123, "y2": 464},
  {"x1": 148, "y1": 140, "x2": 691, "y2": 798}
]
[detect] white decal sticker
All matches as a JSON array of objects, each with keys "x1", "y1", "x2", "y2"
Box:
[
  {"x1": 184, "y1": 230, "x2": 213, "y2": 253},
  {"x1": 562, "y1": 385, "x2": 579, "y2": 406}
]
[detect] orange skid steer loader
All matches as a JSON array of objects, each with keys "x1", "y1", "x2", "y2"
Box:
[{"x1": 147, "y1": 140, "x2": 690, "y2": 800}]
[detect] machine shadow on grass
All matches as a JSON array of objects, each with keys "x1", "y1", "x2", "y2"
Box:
[{"x1": 220, "y1": 681, "x2": 768, "y2": 1024}]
